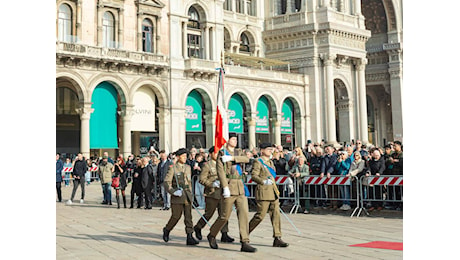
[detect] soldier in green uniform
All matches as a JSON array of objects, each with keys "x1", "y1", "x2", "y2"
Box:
[
  {"x1": 162, "y1": 148, "x2": 199, "y2": 246},
  {"x1": 193, "y1": 146, "x2": 235, "y2": 243},
  {"x1": 249, "y1": 143, "x2": 289, "y2": 247},
  {"x1": 207, "y1": 133, "x2": 257, "y2": 253}
]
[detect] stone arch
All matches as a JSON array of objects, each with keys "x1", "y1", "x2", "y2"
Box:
[
  {"x1": 88, "y1": 74, "x2": 129, "y2": 105},
  {"x1": 129, "y1": 78, "x2": 169, "y2": 108},
  {"x1": 334, "y1": 78, "x2": 352, "y2": 143},
  {"x1": 226, "y1": 89, "x2": 253, "y2": 116},
  {"x1": 56, "y1": 72, "x2": 87, "y2": 102},
  {"x1": 237, "y1": 28, "x2": 258, "y2": 49},
  {"x1": 223, "y1": 27, "x2": 232, "y2": 51},
  {"x1": 253, "y1": 91, "x2": 279, "y2": 115},
  {"x1": 185, "y1": 1, "x2": 209, "y2": 21}
]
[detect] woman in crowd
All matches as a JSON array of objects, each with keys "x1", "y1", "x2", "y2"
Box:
[{"x1": 113, "y1": 156, "x2": 128, "y2": 209}]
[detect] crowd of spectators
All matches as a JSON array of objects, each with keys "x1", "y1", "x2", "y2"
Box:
[{"x1": 56, "y1": 140, "x2": 403, "y2": 213}]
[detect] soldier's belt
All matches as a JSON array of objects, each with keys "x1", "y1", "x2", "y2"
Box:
[{"x1": 226, "y1": 175, "x2": 244, "y2": 180}]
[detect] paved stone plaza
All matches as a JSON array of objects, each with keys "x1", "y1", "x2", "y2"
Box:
[{"x1": 56, "y1": 183, "x2": 403, "y2": 259}]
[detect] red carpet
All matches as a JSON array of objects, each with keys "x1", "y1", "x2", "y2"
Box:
[{"x1": 349, "y1": 241, "x2": 403, "y2": 251}]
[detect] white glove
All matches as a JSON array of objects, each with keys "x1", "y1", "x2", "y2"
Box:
[
  {"x1": 173, "y1": 189, "x2": 183, "y2": 197},
  {"x1": 263, "y1": 179, "x2": 274, "y2": 185},
  {"x1": 221, "y1": 155, "x2": 233, "y2": 163},
  {"x1": 212, "y1": 180, "x2": 220, "y2": 188},
  {"x1": 222, "y1": 186, "x2": 231, "y2": 198}
]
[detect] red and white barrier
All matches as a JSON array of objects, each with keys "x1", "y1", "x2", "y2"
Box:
[
  {"x1": 367, "y1": 176, "x2": 403, "y2": 186},
  {"x1": 303, "y1": 176, "x2": 351, "y2": 185},
  {"x1": 61, "y1": 167, "x2": 99, "y2": 173},
  {"x1": 246, "y1": 175, "x2": 290, "y2": 185}
]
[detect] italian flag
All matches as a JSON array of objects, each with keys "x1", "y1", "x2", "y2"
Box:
[{"x1": 214, "y1": 68, "x2": 229, "y2": 153}]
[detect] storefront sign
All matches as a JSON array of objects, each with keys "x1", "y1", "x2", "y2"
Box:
[
  {"x1": 281, "y1": 99, "x2": 293, "y2": 134},
  {"x1": 186, "y1": 90, "x2": 203, "y2": 132},
  {"x1": 256, "y1": 96, "x2": 269, "y2": 133},
  {"x1": 228, "y1": 95, "x2": 244, "y2": 134},
  {"x1": 131, "y1": 87, "x2": 155, "y2": 132}
]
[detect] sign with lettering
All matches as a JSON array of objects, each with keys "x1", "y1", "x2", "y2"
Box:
[
  {"x1": 256, "y1": 96, "x2": 270, "y2": 133},
  {"x1": 228, "y1": 95, "x2": 244, "y2": 134},
  {"x1": 186, "y1": 90, "x2": 203, "y2": 132},
  {"x1": 281, "y1": 99, "x2": 293, "y2": 134},
  {"x1": 131, "y1": 87, "x2": 156, "y2": 131}
]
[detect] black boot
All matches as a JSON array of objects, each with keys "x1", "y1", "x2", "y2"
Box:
[
  {"x1": 163, "y1": 228, "x2": 170, "y2": 242},
  {"x1": 123, "y1": 195, "x2": 127, "y2": 208},
  {"x1": 273, "y1": 237, "x2": 289, "y2": 247},
  {"x1": 221, "y1": 232, "x2": 235, "y2": 243},
  {"x1": 207, "y1": 234, "x2": 218, "y2": 249},
  {"x1": 194, "y1": 226, "x2": 202, "y2": 240},
  {"x1": 241, "y1": 242, "x2": 257, "y2": 253},
  {"x1": 116, "y1": 195, "x2": 120, "y2": 209},
  {"x1": 186, "y1": 233, "x2": 199, "y2": 246}
]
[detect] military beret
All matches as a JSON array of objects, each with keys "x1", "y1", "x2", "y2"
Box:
[
  {"x1": 175, "y1": 148, "x2": 188, "y2": 156},
  {"x1": 259, "y1": 142, "x2": 275, "y2": 149},
  {"x1": 208, "y1": 146, "x2": 215, "y2": 154},
  {"x1": 229, "y1": 133, "x2": 237, "y2": 139}
]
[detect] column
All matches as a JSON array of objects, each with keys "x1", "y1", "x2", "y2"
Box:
[
  {"x1": 286, "y1": 0, "x2": 293, "y2": 14},
  {"x1": 324, "y1": 54, "x2": 337, "y2": 145},
  {"x1": 204, "y1": 112, "x2": 215, "y2": 149},
  {"x1": 76, "y1": 0, "x2": 82, "y2": 41},
  {"x1": 157, "y1": 107, "x2": 171, "y2": 153},
  {"x1": 204, "y1": 25, "x2": 210, "y2": 60},
  {"x1": 182, "y1": 21, "x2": 188, "y2": 58},
  {"x1": 137, "y1": 14, "x2": 143, "y2": 51},
  {"x1": 97, "y1": 5, "x2": 103, "y2": 46},
  {"x1": 379, "y1": 99, "x2": 388, "y2": 145},
  {"x1": 78, "y1": 103, "x2": 94, "y2": 159},
  {"x1": 121, "y1": 105, "x2": 134, "y2": 158},
  {"x1": 354, "y1": 0, "x2": 362, "y2": 15},
  {"x1": 356, "y1": 58, "x2": 369, "y2": 144},
  {"x1": 273, "y1": 114, "x2": 282, "y2": 146},
  {"x1": 246, "y1": 115, "x2": 256, "y2": 150},
  {"x1": 156, "y1": 15, "x2": 162, "y2": 54},
  {"x1": 118, "y1": 8, "x2": 124, "y2": 48},
  {"x1": 389, "y1": 65, "x2": 403, "y2": 142}
]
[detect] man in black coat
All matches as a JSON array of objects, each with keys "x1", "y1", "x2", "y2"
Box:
[
  {"x1": 141, "y1": 157, "x2": 155, "y2": 209},
  {"x1": 67, "y1": 153, "x2": 88, "y2": 205},
  {"x1": 319, "y1": 145, "x2": 337, "y2": 208},
  {"x1": 367, "y1": 149, "x2": 386, "y2": 210},
  {"x1": 158, "y1": 150, "x2": 173, "y2": 210}
]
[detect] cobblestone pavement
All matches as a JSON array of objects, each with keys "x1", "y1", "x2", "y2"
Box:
[{"x1": 57, "y1": 182, "x2": 403, "y2": 259}]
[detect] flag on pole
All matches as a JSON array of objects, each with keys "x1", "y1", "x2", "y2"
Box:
[{"x1": 214, "y1": 68, "x2": 229, "y2": 152}]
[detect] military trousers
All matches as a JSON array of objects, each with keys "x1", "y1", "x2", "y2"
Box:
[
  {"x1": 209, "y1": 194, "x2": 249, "y2": 243},
  {"x1": 165, "y1": 200, "x2": 194, "y2": 234},
  {"x1": 195, "y1": 196, "x2": 229, "y2": 233},
  {"x1": 248, "y1": 199, "x2": 282, "y2": 238}
]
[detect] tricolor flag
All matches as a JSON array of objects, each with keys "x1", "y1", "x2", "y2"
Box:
[{"x1": 214, "y1": 68, "x2": 229, "y2": 153}]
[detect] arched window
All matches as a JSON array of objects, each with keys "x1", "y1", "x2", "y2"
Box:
[
  {"x1": 187, "y1": 6, "x2": 203, "y2": 58},
  {"x1": 142, "y1": 18, "x2": 154, "y2": 53},
  {"x1": 224, "y1": 0, "x2": 232, "y2": 11},
  {"x1": 188, "y1": 7, "x2": 200, "y2": 29},
  {"x1": 239, "y1": 32, "x2": 250, "y2": 53},
  {"x1": 58, "y1": 4, "x2": 72, "y2": 42},
  {"x1": 103, "y1": 11, "x2": 115, "y2": 48}
]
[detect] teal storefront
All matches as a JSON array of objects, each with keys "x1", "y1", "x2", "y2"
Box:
[
  {"x1": 89, "y1": 82, "x2": 119, "y2": 157},
  {"x1": 185, "y1": 90, "x2": 206, "y2": 149},
  {"x1": 255, "y1": 96, "x2": 270, "y2": 145},
  {"x1": 281, "y1": 99, "x2": 295, "y2": 149},
  {"x1": 228, "y1": 94, "x2": 248, "y2": 148}
]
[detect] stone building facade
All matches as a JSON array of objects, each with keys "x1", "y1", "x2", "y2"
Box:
[{"x1": 56, "y1": 0, "x2": 402, "y2": 158}]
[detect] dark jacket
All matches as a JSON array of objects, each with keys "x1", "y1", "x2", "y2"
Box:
[
  {"x1": 320, "y1": 154, "x2": 338, "y2": 175},
  {"x1": 157, "y1": 159, "x2": 172, "y2": 183},
  {"x1": 368, "y1": 157, "x2": 386, "y2": 175},
  {"x1": 56, "y1": 159, "x2": 64, "y2": 182},
  {"x1": 73, "y1": 159, "x2": 88, "y2": 178},
  {"x1": 273, "y1": 157, "x2": 287, "y2": 175},
  {"x1": 141, "y1": 164, "x2": 155, "y2": 190},
  {"x1": 113, "y1": 164, "x2": 127, "y2": 190},
  {"x1": 309, "y1": 156, "x2": 322, "y2": 175},
  {"x1": 132, "y1": 166, "x2": 143, "y2": 194},
  {"x1": 391, "y1": 151, "x2": 403, "y2": 175}
]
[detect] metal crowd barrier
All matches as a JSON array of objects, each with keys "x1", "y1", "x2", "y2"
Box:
[
  {"x1": 245, "y1": 175, "x2": 295, "y2": 212},
  {"x1": 301, "y1": 175, "x2": 360, "y2": 217},
  {"x1": 354, "y1": 175, "x2": 403, "y2": 217}
]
